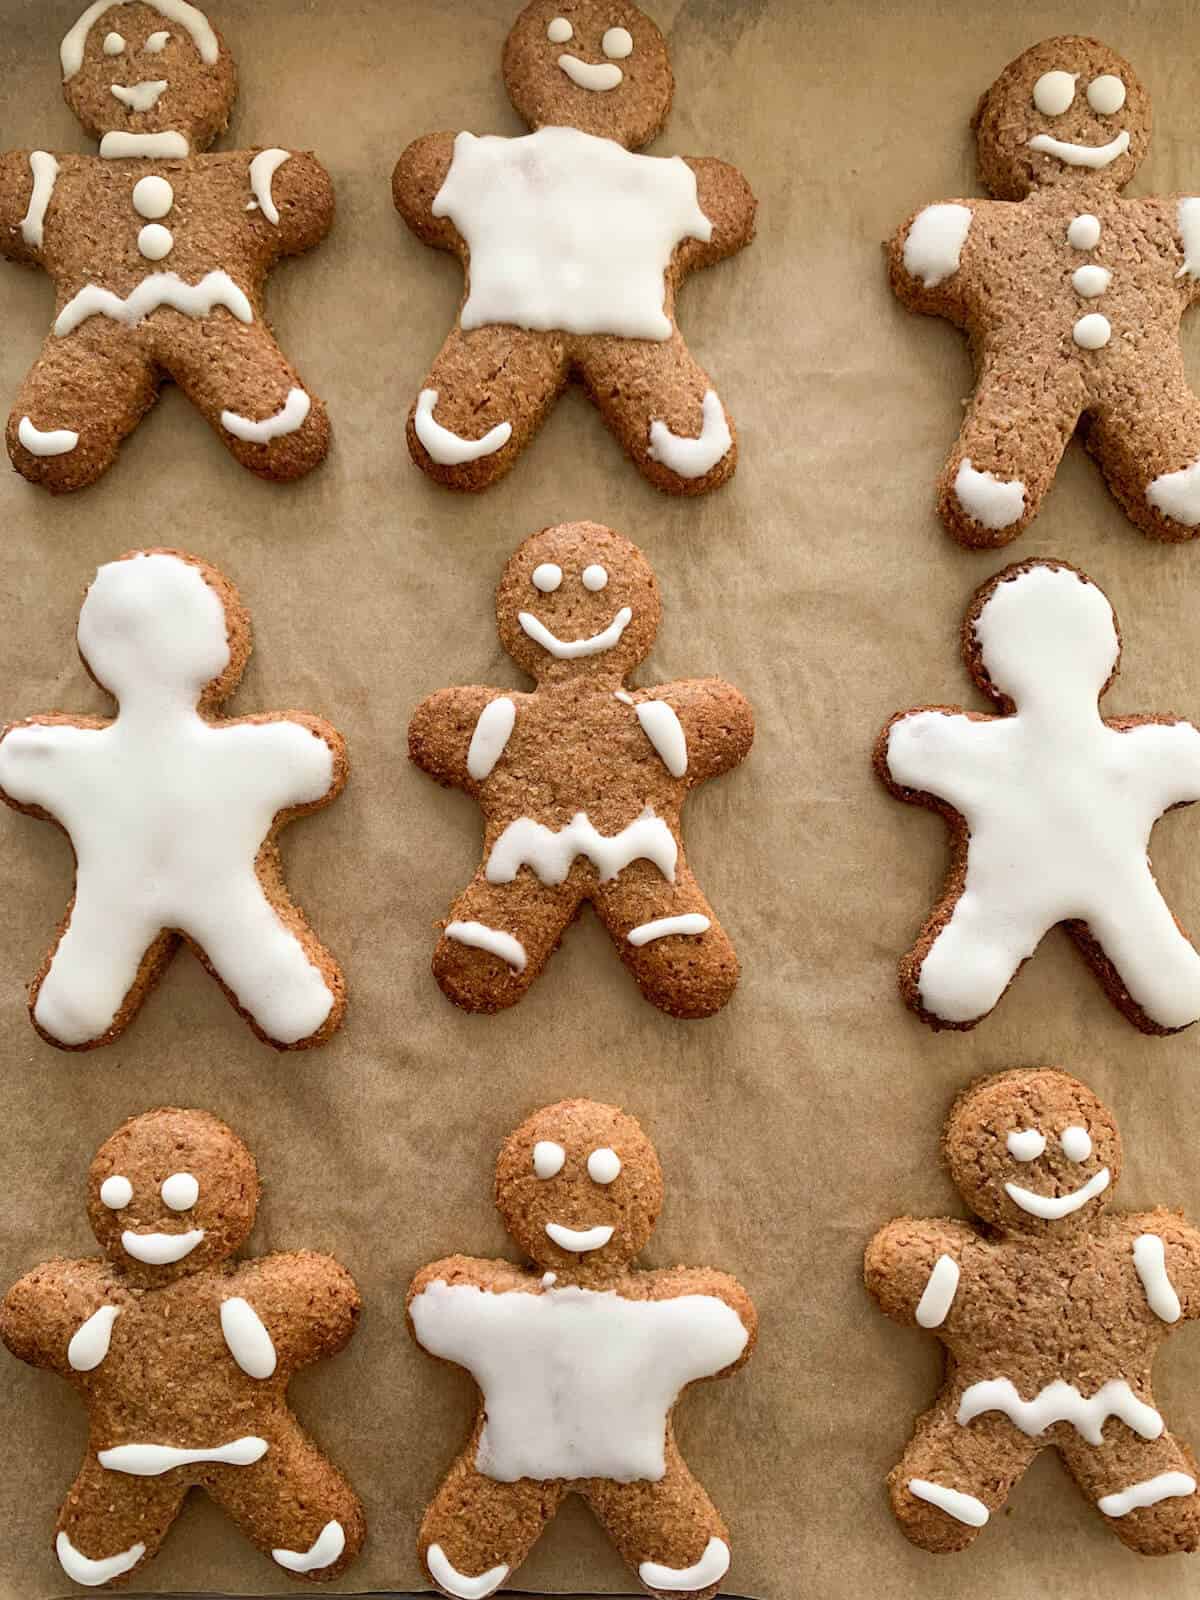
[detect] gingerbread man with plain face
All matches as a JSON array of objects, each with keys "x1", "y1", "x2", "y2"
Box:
[
  {"x1": 408, "y1": 522, "x2": 754, "y2": 1018},
  {"x1": 409, "y1": 1099, "x2": 756, "y2": 1599},
  {"x1": 0, "y1": 1108, "x2": 365, "y2": 1588},
  {"x1": 891, "y1": 36, "x2": 1200, "y2": 545},
  {"x1": 393, "y1": 0, "x2": 755, "y2": 495},
  {"x1": 0, "y1": 0, "x2": 333, "y2": 492},
  {"x1": 866, "y1": 1070, "x2": 1200, "y2": 1555}
]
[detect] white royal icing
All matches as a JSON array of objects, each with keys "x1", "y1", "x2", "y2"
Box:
[
  {"x1": 487, "y1": 806, "x2": 676, "y2": 886},
  {"x1": 445, "y1": 920, "x2": 527, "y2": 973},
  {"x1": 613, "y1": 689, "x2": 634, "y2": 705},
  {"x1": 160, "y1": 1171, "x2": 198, "y2": 1210},
  {"x1": 62, "y1": 0, "x2": 218, "y2": 77},
  {"x1": 1004, "y1": 1168, "x2": 1110, "y2": 1220},
  {"x1": 145, "y1": 30, "x2": 170, "y2": 52},
  {"x1": 247, "y1": 147, "x2": 290, "y2": 224},
  {"x1": 55, "y1": 270, "x2": 252, "y2": 337},
  {"x1": 903, "y1": 203, "x2": 972, "y2": 288},
  {"x1": 414, "y1": 388, "x2": 512, "y2": 465},
  {"x1": 545, "y1": 1221, "x2": 613, "y2": 1253},
  {"x1": 18, "y1": 416, "x2": 78, "y2": 457},
  {"x1": 636, "y1": 700, "x2": 687, "y2": 777},
  {"x1": 907, "y1": 1479, "x2": 989, "y2": 1527},
  {"x1": 533, "y1": 1140, "x2": 566, "y2": 1179},
  {"x1": 1068, "y1": 213, "x2": 1101, "y2": 250},
  {"x1": 1073, "y1": 311, "x2": 1111, "y2": 349},
  {"x1": 137, "y1": 222, "x2": 173, "y2": 261},
  {"x1": 1133, "y1": 1233, "x2": 1182, "y2": 1323},
  {"x1": 1099, "y1": 1473, "x2": 1196, "y2": 1517},
  {"x1": 587, "y1": 1147, "x2": 621, "y2": 1184},
  {"x1": 1060, "y1": 1125, "x2": 1092, "y2": 1162},
  {"x1": 20, "y1": 151, "x2": 59, "y2": 248},
  {"x1": 122, "y1": 1228, "x2": 205, "y2": 1264},
  {"x1": 886, "y1": 563, "x2": 1200, "y2": 1029},
  {"x1": 557, "y1": 54, "x2": 623, "y2": 92},
  {"x1": 1072, "y1": 264, "x2": 1110, "y2": 298},
  {"x1": 132, "y1": 175, "x2": 174, "y2": 218},
  {"x1": 957, "y1": 1378, "x2": 1162, "y2": 1444},
  {"x1": 627, "y1": 913, "x2": 710, "y2": 947},
  {"x1": 640, "y1": 1537, "x2": 731, "y2": 1591},
  {"x1": 517, "y1": 605, "x2": 633, "y2": 660},
  {"x1": 411, "y1": 1280, "x2": 748, "y2": 1482},
  {"x1": 582, "y1": 564, "x2": 608, "y2": 592},
  {"x1": 100, "y1": 1174, "x2": 132, "y2": 1209},
  {"x1": 67, "y1": 1305, "x2": 120, "y2": 1371},
  {"x1": 914, "y1": 1254, "x2": 959, "y2": 1329},
  {"x1": 221, "y1": 387, "x2": 310, "y2": 443},
  {"x1": 1032, "y1": 70, "x2": 1077, "y2": 116},
  {"x1": 99, "y1": 130, "x2": 190, "y2": 159},
  {"x1": 99, "y1": 1436, "x2": 268, "y2": 1475},
  {"x1": 111, "y1": 79, "x2": 167, "y2": 111},
  {"x1": 0, "y1": 554, "x2": 338, "y2": 1047},
  {"x1": 532, "y1": 563, "x2": 562, "y2": 593},
  {"x1": 426, "y1": 1544, "x2": 509, "y2": 1600},
  {"x1": 272, "y1": 1520, "x2": 345, "y2": 1573},
  {"x1": 1028, "y1": 130, "x2": 1131, "y2": 168},
  {"x1": 953, "y1": 458, "x2": 1025, "y2": 530},
  {"x1": 220, "y1": 1296, "x2": 277, "y2": 1378},
  {"x1": 433, "y1": 127, "x2": 711, "y2": 341},
  {"x1": 56, "y1": 1531, "x2": 145, "y2": 1587},
  {"x1": 466, "y1": 698, "x2": 516, "y2": 781},
  {"x1": 1006, "y1": 1129, "x2": 1046, "y2": 1162},
  {"x1": 546, "y1": 17, "x2": 573, "y2": 44},
  {"x1": 1147, "y1": 457, "x2": 1200, "y2": 526},
  {"x1": 1176, "y1": 199, "x2": 1200, "y2": 279},
  {"x1": 647, "y1": 390, "x2": 732, "y2": 479},
  {"x1": 1088, "y1": 74, "x2": 1126, "y2": 115},
  {"x1": 103, "y1": 31, "x2": 124, "y2": 53},
  {"x1": 602, "y1": 27, "x2": 634, "y2": 60}
]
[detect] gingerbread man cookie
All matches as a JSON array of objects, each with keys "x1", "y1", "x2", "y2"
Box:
[
  {"x1": 0, "y1": 548, "x2": 347, "y2": 1050},
  {"x1": 866, "y1": 1069, "x2": 1200, "y2": 1554},
  {"x1": 0, "y1": 1, "x2": 333, "y2": 492},
  {"x1": 890, "y1": 36, "x2": 1200, "y2": 545},
  {"x1": 409, "y1": 521, "x2": 753, "y2": 1018},
  {"x1": 409, "y1": 1099, "x2": 756, "y2": 1599},
  {"x1": 876, "y1": 559, "x2": 1200, "y2": 1034},
  {"x1": 1, "y1": 1108, "x2": 365, "y2": 1587},
  {"x1": 393, "y1": 0, "x2": 755, "y2": 495}
]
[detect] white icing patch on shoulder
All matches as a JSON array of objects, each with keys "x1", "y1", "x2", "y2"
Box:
[
  {"x1": 426, "y1": 1543, "x2": 509, "y2": 1599},
  {"x1": 62, "y1": 0, "x2": 218, "y2": 78},
  {"x1": 248, "y1": 148, "x2": 290, "y2": 225},
  {"x1": 414, "y1": 388, "x2": 512, "y2": 465},
  {"x1": 220, "y1": 1296, "x2": 278, "y2": 1378},
  {"x1": 635, "y1": 700, "x2": 687, "y2": 777},
  {"x1": 67, "y1": 1304, "x2": 120, "y2": 1371},
  {"x1": 446, "y1": 920, "x2": 527, "y2": 973},
  {"x1": 221, "y1": 387, "x2": 310, "y2": 443},
  {"x1": 1148, "y1": 456, "x2": 1200, "y2": 526},
  {"x1": 648, "y1": 390, "x2": 732, "y2": 479},
  {"x1": 56, "y1": 1531, "x2": 145, "y2": 1587},
  {"x1": 55, "y1": 271, "x2": 252, "y2": 337},
  {"x1": 953, "y1": 458, "x2": 1025, "y2": 530},
  {"x1": 1099, "y1": 1473, "x2": 1196, "y2": 1517},
  {"x1": 466, "y1": 697, "x2": 516, "y2": 780},
  {"x1": 914, "y1": 1254, "x2": 959, "y2": 1328},
  {"x1": 20, "y1": 151, "x2": 59, "y2": 248},
  {"x1": 1133, "y1": 1233, "x2": 1182, "y2": 1323},
  {"x1": 903, "y1": 203, "x2": 972, "y2": 288},
  {"x1": 639, "y1": 1537, "x2": 731, "y2": 1591},
  {"x1": 908, "y1": 1478, "x2": 989, "y2": 1527},
  {"x1": 18, "y1": 416, "x2": 78, "y2": 457},
  {"x1": 272, "y1": 1520, "x2": 345, "y2": 1573},
  {"x1": 627, "y1": 913, "x2": 710, "y2": 947}
]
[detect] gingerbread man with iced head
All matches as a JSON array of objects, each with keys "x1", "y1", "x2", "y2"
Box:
[
  {"x1": 0, "y1": 1, "x2": 333, "y2": 492},
  {"x1": 866, "y1": 1069, "x2": 1200, "y2": 1555},
  {"x1": 1, "y1": 1108, "x2": 365, "y2": 1588},
  {"x1": 393, "y1": 0, "x2": 755, "y2": 495},
  {"x1": 408, "y1": 521, "x2": 754, "y2": 1018},
  {"x1": 409, "y1": 1099, "x2": 756, "y2": 1598},
  {"x1": 891, "y1": 36, "x2": 1200, "y2": 545}
]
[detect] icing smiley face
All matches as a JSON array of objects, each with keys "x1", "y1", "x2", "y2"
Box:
[
  {"x1": 974, "y1": 37, "x2": 1149, "y2": 200},
  {"x1": 497, "y1": 1099, "x2": 663, "y2": 1270},
  {"x1": 503, "y1": 0, "x2": 673, "y2": 149}
]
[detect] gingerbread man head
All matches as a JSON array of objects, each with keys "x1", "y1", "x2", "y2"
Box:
[
  {"x1": 86, "y1": 1106, "x2": 260, "y2": 1284},
  {"x1": 60, "y1": 0, "x2": 237, "y2": 153},
  {"x1": 496, "y1": 522, "x2": 662, "y2": 685},
  {"x1": 495, "y1": 1099, "x2": 664, "y2": 1272},
  {"x1": 974, "y1": 36, "x2": 1150, "y2": 201},
  {"x1": 944, "y1": 1069, "x2": 1123, "y2": 1237},
  {"x1": 502, "y1": 0, "x2": 673, "y2": 150},
  {"x1": 968, "y1": 560, "x2": 1120, "y2": 715}
]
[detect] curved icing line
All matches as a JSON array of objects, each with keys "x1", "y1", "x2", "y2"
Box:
[
  {"x1": 647, "y1": 390, "x2": 732, "y2": 480},
  {"x1": 121, "y1": 1227, "x2": 205, "y2": 1264},
  {"x1": 1028, "y1": 130, "x2": 1131, "y2": 168},
  {"x1": 55, "y1": 271, "x2": 253, "y2": 337},
  {"x1": 272, "y1": 1520, "x2": 346, "y2": 1573},
  {"x1": 640, "y1": 1537, "x2": 731, "y2": 1591},
  {"x1": 446, "y1": 920, "x2": 527, "y2": 973},
  {"x1": 957, "y1": 1377, "x2": 1162, "y2": 1444},
  {"x1": 414, "y1": 388, "x2": 512, "y2": 466},
  {"x1": 67, "y1": 1304, "x2": 121, "y2": 1371},
  {"x1": 20, "y1": 151, "x2": 59, "y2": 248},
  {"x1": 426, "y1": 1543, "x2": 509, "y2": 1600},
  {"x1": 545, "y1": 1221, "x2": 614, "y2": 1252},
  {"x1": 518, "y1": 606, "x2": 632, "y2": 660},
  {"x1": 907, "y1": 1479, "x2": 989, "y2": 1527},
  {"x1": 1004, "y1": 1167, "x2": 1110, "y2": 1220},
  {"x1": 18, "y1": 416, "x2": 78, "y2": 456},
  {"x1": 247, "y1": 147, "x2": 290, "y2": 224},
  {"x1": 62, "y1": 0, "x2": 219, "y2": 77},
  {"x1": 627, "y1": 912, "x2": 710, "y2": 947},
  {"x1": 1099, "y1": 1473, "x2": 1196, "y2": 1517},
  {"x1": 221, "y1": 388, "x2": 310, "y2": 443},
  {"x1": 56, "y1": 1531, "x2": 145, "y2": 1587},
  {"x1": 1133, "y1": 1233, "x2": 1182, "y2": 1323},
  {"x1": 110, "y1": 80, "x2": 167, "y2": 111},
  {"x1": 557, "y1": 53, "x2": 623, "y2": 91},
  {"x1": 98, "y1": 1436, "x2": 268, "y2": 1475}
]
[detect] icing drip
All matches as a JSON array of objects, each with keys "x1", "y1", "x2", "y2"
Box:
[{"x1": 487, "y1": 807, "x2": 676, "y2": 885}]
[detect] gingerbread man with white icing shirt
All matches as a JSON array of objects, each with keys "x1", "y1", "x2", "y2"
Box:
[
  {"x1": 867, "y1": 1069, "x2": 1200, "y2": 1555},
  {"x1": 0, "y1": 0, "x2": 333, "y2": 492},
  {"x1": 409, "y1": 1099, "x2": 757, "y2": 1599},
  {"x1": 0, "y1": 1108, "x2": 365, "y2": 1588},
  {"x1": 891, "y1": 36, "x2": 1200, "y2": 545},
  {"x1": 408, "y1": 522, "x2": 754, "y2": 1018},
  {"x1": 393, "y1": 0, "x2": 755, "y2": 495}
]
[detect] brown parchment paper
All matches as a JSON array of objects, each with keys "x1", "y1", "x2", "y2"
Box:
[{"x1": 3, "y1": 1, "x2": 1200, "y2": 1598}]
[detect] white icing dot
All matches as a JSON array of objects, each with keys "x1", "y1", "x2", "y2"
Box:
[
  {"x1": 587, "y1": 1146, "x2": 621, "y2": 1184},
  {"x1": 547, "y1": 17, "x2": 573, "y2": 42},
  {"x1": 1072, "y1": 264, "x2": 1111, "y2": 298},
  {"x1": 161, "y1": 1171, "x2": 199, "y2": 1210},
  {"x1": 1033, "y1": 70, "x2": 1077, "y2": 116},
  {"x1": 100, "y1": 1175, "x2": 133, "y2": 1210},
  {"x1": 581, "y1": 563, "x2": 608, "y2": 592},
  {"x1": 532, "y1": 563, "x2": 562, "y2": 593},
  {"x1": 1088, "y1": 74, "x2": 1126, "y2": 114},
  {"x1": 1068, "y1": 213, "x2": 1101, "y2": 250},
  {"x1": 602, "y1": 26, "x2": 633, "y2": 59},
  {"x1": 1006, "y1": 1129, "x2": 1046, "y2": 1162},
  {"x1": 137, "y1": 223, "x2": 173, "y2": 261},
  {"x1": 144, "y1": 30, "x2": 171, "y2": 53},
  {"x1": 1061, "y1": 1126, "x2": 1093, "y2": 1163},
  {"x1": 533, "y1": 1140, "x2": 566, "y2": 1179},
  {"x1": 1074, "y1": 312, "x2": 1112, "y2": 349},
  {"x1": 133, "y1": 175, "x2": 173, "y2": 219},
  {"x1": 103, "y1": 31, "x2": 125, "y2": 54}
]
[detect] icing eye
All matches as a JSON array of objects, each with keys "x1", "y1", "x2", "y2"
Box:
[
  {"x1": 533, "y1": 1140, "x2": 566, "y2": 1179},
  {"x1": 1006, "y1": 1129, "x2": 1046, "y2": 1162},
  {"x1": 587, "y1": 1147, "x2": 621, "y2": 1184},
  {"x1": 532, "y1": 563, "x2": 563, "y2": 593},
  {"x1": 1087, "y1": 74, "x2": 1126, "y2": 114},
  {"x1": 160, "y1": 1171, "x2": 199, "y2": 1211},
  {"x1": 144, "y1": 30, "x2": 171, "y2": 53},
  {"x1": 1033, "y1": 70, "x2": 1077, "y2": 116},
  {"x1": 100, "y1": 1174, "x2": 133, "y2": 1210},
  {"x1": 1060, "y1": 1126, "x2": 1093, "y2": 1163},
  {"x1": 547, "y1": 17, "x2": 573, "y2": 43},
  {"x1": 581, "y1": 564, "x2": 608, "y2": 592},
  {"x1": 602, "y1": 26, "x2": 633, "y2": 59},
  {"x1": 103, "y1": 31, "x2": 125, "y2": 54}
]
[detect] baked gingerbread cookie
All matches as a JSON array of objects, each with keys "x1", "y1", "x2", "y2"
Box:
[
  {"x1": 1, "y1": 1107, "x2": 365, "y2": 1587},
  {"x1": 408, "y1": 521, "x2": 754, "y2": 1018},
  {"x1": 409, "y1": 1098, "x2": 756, "y2": 1599},
  {"x1": 0, "y1": 0, "x2": 333, "y2": 492},
  {"x1": 890, "y1": 36, "x2": 1200, "y2": 545},
  {"x1": 0, "y1": 548, "x2": 348, "y2": 1051},
  {"x1": 393, "y1": 0, "x2": 755, "y2": 495},
  {"x1": 876, "y1": 559, "x2": 1200, "y2": 1034},
  {"x1": 866, "y1": 1068, "x2": 1200, "y2": 1554}
]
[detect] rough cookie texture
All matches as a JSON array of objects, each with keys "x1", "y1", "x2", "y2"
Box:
[
  {"x1": 0, "y1": 1108, "x2": 365, "y2": 1587},
  {"x1": 393, "y1": 0, "x2": 755, "y2": 495},
  {"x1": 0, "y1": 547, "x2": 348, "y2": 1051},
  {"x1": 0, "y1": 1, "x2": 333, "y2": 493},
  {"x1": 408, "y1": 1099, "x2": 757, "y2": 1599},
  {"x1": 408, "y1": 521, "x2": 754, "y2": 1018},
  {"x1": 889, "y1": 36, "x2": 1200, "y2": 545},
  {"x1": 866, "y1": 1069, "x2": 1200, "y2": 1555},
  {"x1": 875, "y1": 558, "x2": 1200, "y2": 1035}
]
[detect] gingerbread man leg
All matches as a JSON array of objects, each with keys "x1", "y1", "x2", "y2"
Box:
[
  {"x1": 907, "y1": 890, "x2": 1042, "y2": 1025},
  {"x1": 1085, "y1": 365, "x2": 1200, "y2": 542},
  {"x1": 887, "y1": 1405, "x2": 1039, "y2": 1552},
  {"x1": 576, "y1": 332, "x2": 735, "y2": 496},
  {"x1": 6, "y1": 324, "x2": 157, "y2": 494},
  {"x1": 417, "y1": 1445, "x2": 566, "y2": 1598},
  {"x1": 55, "y1": 1455, "x2": 187, "y2": 1587},
  {"x1": 1075, "y1": 867, "x2": 1200, "y2": 1031},
  {"x1": 163, "y1": 322, "x2": 329, "y2": 483},
  {"x1": 1058, "y1": 1430, "x2": 1200, "y2": 1554},
  {"x1": 408, "y1": 326, "x2": 568, "y2": 490},
  {"x1": 592, "y1": 858, "x2": 739, "y2": 1019},
  {"x1": 585, "y1": 1437, "x2": 731, "y2": 1597},
  {"x1": 431, "y1": 870, "x2": 584, "y2": 1012},
  {"x1": 31, "y1": 890, "x2": 167, "y2": 1047}
]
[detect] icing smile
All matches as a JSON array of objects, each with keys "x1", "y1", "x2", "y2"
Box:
[
  {"x1": 557, "y1": 54, "x2": 623, "y2": 91},
  {"x1": 518, "y1": 607, "x2": 632, "y2": 659},
  {"x1": 1027, "y1": 129, "x2": 1131, "y2": 168},
  {"x1": 121, "y1": 1228, "x2": 205, "y2": 1264},
  {"x1": 1004, "y1": 1167, "x2": 1111, "y2": 1220},
  {"x1": 544, "y1": 1222, "x2": 615, "y2": 1253}
]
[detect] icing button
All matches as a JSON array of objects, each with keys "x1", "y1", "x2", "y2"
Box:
[
  {"x1": 1073, "y1": 312, "x2": 1112, "y2": 349},
  {"x1": 1067, "y1": 213, "x2": 1101, "y2": 250},
  {"x1": 132, "y1": 174, "x2": 174, "y2": 220},
  {"x1": 137, "y1": 223, "x2": 173, "y2": 261}
]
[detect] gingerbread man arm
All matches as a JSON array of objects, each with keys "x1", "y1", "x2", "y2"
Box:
[
  {"x1": 877, "y1": 707, "x2": 996, "y2": 812},
  {"x1": 638, "y1": 678, "x2": 754, "y2": 785},
  {"x1": 227, "y1": 1251, "x2": 361, "y2": 1372},
  {"x1": 639, "y1": 1265, "x2": 758, "y2": 1374},
  {"x1": 1139, "y1": 196, "x2": 1200, "y2": 304},
  {"x1": 888, "y1": 198, "x2": 989, "y2": 326},
  {"x1": 1113, "y1": 717, "x2": 1200, "y2": 810},
  {"x1": 677, "y1": 158, "x2": 756, "y2": 273},
  {"x1": 864, "y1": 1217, "x2": 978, "y2": 1327},
  {"x1": 0, "y1": 716, "x2": 105, "y2": 820},
  {"x1": 223, "y1": 714, "x2": 348, "y2": 817},
  {"x1": 0, "y1": 149, "x2": 48, "y2": 265},
  {"x1": 392, "y1": 132, "x2": 461, "y2": 252},
  {"x1": 0, "y1": 1258, "x2": 111, "y2": 1374},
  {"x1": 409, "y1": 686, "x2": 518, "y2": 793},
  {"x1": 247, "y1": 149, "x2": 335, "y2": 259}
]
